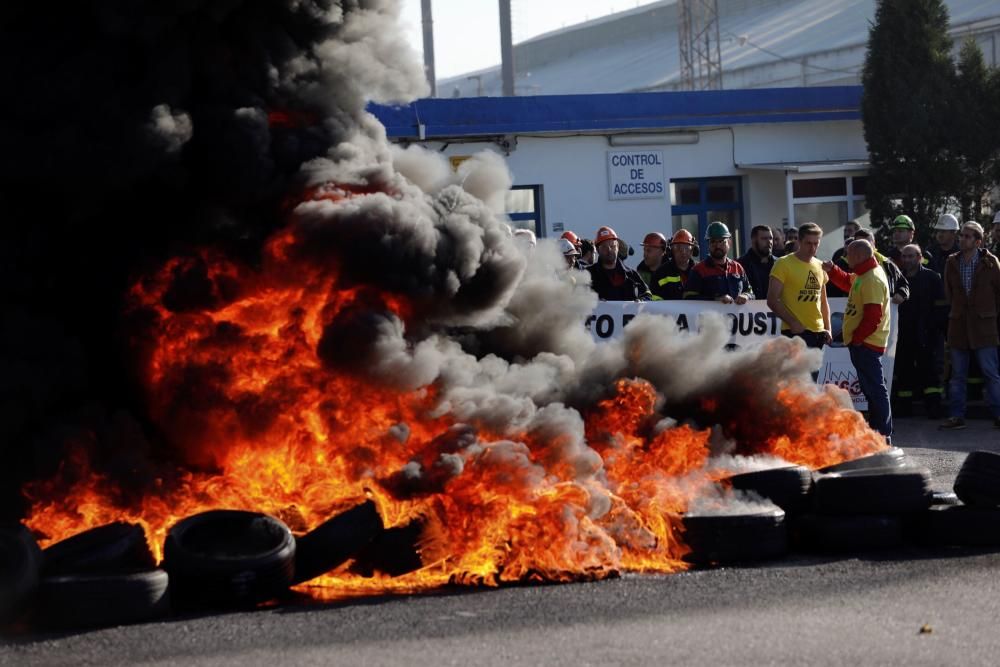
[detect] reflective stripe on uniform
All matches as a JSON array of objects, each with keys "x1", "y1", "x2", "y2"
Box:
[
  {"x1": 923, "y1": 387, "x2": 944, "y2": 395},
  {"x1": 895, "y1": 390, "x2": 914, "y2": 398},
  {"x1": 658, "y1": 276, "x2": 681, "y2": 286}
]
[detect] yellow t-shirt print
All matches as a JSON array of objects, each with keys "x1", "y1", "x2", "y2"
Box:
[{"x1": 800, "y1": 271, "x2": 821, "y2": 301}]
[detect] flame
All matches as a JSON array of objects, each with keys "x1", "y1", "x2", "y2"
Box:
[{"x1": 22, "y1": 189, "x2": 887, "y2": 600}]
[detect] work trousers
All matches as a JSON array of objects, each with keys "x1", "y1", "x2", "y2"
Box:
[
  {"x1": 948, "y1": 347, "x2": 1000, "y2": 419},
  {"x1": 893, "y1": 337, "x2": 944, "y2": 415},
  {"x1": 849, "y1": 344, "x2": 893, "y2": 438}
]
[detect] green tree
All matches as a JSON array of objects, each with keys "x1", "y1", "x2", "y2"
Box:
[
  {"x1": 861, "y1": 0, "x2": 957, "y2": 243},
  {"x1": 953, "y1": 38, "x2": 997, "y2": 224}
]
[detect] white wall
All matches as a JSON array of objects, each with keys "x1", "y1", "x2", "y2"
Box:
[{"x1": 417, "y1": 119, "x2": 868, "y2": 256}]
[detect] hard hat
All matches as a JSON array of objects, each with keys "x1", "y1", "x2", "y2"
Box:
[
  {"x1": 557, "y1": 238, "x2": 580, "y2": 256},
  {"x1": 560, "y1": 230, "x2": 581, "y2": 247},
  {"x1": 934, "y1": 213, "x2": 960, "y2": 231},
  {"x1": 706, "y1": 221, "x2": 731, "y2": 240},
  {"x1": 513, "y1": 228, "x2": 536, "y2": 246},
  {"x1": 594, "y1": 226, "x2": 619, "y2": 246},
  {"x1": 670, "y1": 229, "x2": 696, "y2": 246},
  {"x1": 891, "y1": 214, "x2": 915, "y2": 231},
  {"x1": 641, "y1": 232, "x2": 668, "y2": 248}
]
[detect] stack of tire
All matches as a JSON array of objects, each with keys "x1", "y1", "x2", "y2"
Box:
[
  {"x1": 682, "y1": 447, "x2": 939, "y2": 563},
  {"x1": 0, "y1": 501, "x2": 385, "y2": 632},
  {"x1": 921, "y1": 451, "x2": 1000, "y2": 546},
  {"x1": 795, "y1": 447, "x2": 933, "y2": 552},
  {"x1": 682, "y1": 463, "x2": 814, "y2": 564}
]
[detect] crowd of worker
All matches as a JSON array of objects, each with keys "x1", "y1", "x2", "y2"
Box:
[{"x1": 555, "y1": 212, "x2": 1000, "y2": 437}]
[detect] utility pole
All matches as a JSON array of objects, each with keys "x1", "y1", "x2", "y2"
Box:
[
  {"x1": 678, "y1": 0, "x2": 722, "y2": 90},
  {"x1": 421, "y1": 0, "x2": 436, "y2": 97},
  {"x1": 499, "y1": 0, "x2": 515, "y2": 96}
]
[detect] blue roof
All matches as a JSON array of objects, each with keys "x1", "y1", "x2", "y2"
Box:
[{"x1": 368, "y1": 86, "x2": 862, "y2": 139}]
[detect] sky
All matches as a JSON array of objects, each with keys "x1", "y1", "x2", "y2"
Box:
[{"x1": 400, "y1": 0, "x2": 656, "y2": 80}]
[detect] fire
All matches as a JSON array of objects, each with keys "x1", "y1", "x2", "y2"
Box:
[{"x1": 22, "y1": 189, "x2": 887, "y2": 599}]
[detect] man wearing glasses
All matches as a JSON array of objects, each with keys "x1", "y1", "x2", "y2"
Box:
[{"x1": 939, "y1": 222, "x2": 1000, "y2": 430}]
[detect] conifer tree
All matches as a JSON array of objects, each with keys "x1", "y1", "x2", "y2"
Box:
[
  {"x1": 861, "y1": 0, "x2": 957, "y2": 241},
  {"x1": 953, "y1": 38, "x2": 996, "y2": 223}
]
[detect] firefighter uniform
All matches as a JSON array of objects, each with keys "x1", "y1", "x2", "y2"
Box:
[{"x1": 893, "y1": 265, "x2": 946, "y2": 417}]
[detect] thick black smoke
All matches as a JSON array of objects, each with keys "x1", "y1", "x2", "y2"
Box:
[{"x1": 0, "y1": 0, "x2": 427, "y2": 518}]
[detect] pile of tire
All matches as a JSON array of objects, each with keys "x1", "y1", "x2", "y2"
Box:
[
  {"x1": 0, "y1": 501, "x2": 385, "y2": 632},
  {"x1": 795, "y1": 446, "x2": 931, "y2": 553},
  {"x1": 683, "y1": 447, "x2": 932, "y2": 563}
]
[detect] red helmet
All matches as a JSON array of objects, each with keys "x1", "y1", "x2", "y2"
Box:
[
  {"x1": 670, "y1": 229, "x2": 696, "y2": 246},
  {"x1": 595, "y1": 226, "x2": 618, "y2": 246},
  {"x1": 560, "y1": 230, "x2": 581, "y2": 247},
  {"x1": 641, "y1": 232, "x2": 668, "y2": 248}
]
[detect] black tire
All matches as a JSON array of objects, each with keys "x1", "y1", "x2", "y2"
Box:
[
  {"x1": 43, "y1": 522, "x2": 154, "y2": 576},
  {"x1": 953, "y1": 451, "x2": 1000, "y2": 508},
  {"x1": 351, "y1": 520, "x2": 425, "y2": 577},
  {"x1": 292, "y1": 500, "x2": 383, "y2": 584},
  {"x1": 163, "y1": 510, "x2": 295, "y2": 608},
  {"x1": 0, "y1": 525, "x2": 43, "y2": 626},
  {"x1": 682, "y1": 508, "x2": 787, "y2": 565},
  {"x1": 726, "y1": 466, "x2": 812, "y2": 514},
  {"x1": 792, "y1": 513, "x2": 903, "y2": 552},
  {"x1": 920, "y1": 505, "x2": 1000, "y2": 547},
  {"x1": 813, "y1": 466, "x2": 932, "y2": 515},
  {"x1": 33, "y1": 569, "x2": 170, "y2": 630},
  {"x1": 818, "y1": 447, "x2": 906, "y2": 474}
]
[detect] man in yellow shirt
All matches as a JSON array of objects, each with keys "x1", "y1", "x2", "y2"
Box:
[
  {"x1": 826, "y1": 239, "x2": 893, "y2": 439},
  {"x1": 766, "y1": 222, "x2": 832, "y2": 349}
]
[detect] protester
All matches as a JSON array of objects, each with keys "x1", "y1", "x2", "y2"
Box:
[
  {"x1": 636, "y1": 232, "x2": 668, "y2": 287},
  {"x1": 894, "y1": 244, "x2": 946, "y2": 418},
  {"x1": 737, "y1": 225, "x2": 775, "y2": 301},
  {"x1": 560, "y1": 230, "x2": 582, "y2": 252},
  {"x1": 826, "y1": 220, "x2": 860, "y2": 298},
  {"x1": 684, "y1": 222, "x2": 753, "y2": 303},
  {"x1": 579, "y1": 238, "x2": 596, "y2": 267},
  {"x1": 989, "y1": 213, "x2": 1000, "y2": 256},
  {"x1": 927, "y1": 214, "x2": 960, "y2": 276},
  {"x1": 887, "y1": 214, "x2": 916, "y2": 262},
  {"x1": 826, "y1": 239, "x2": 893, "y2": 439},
  {"x1": 772, "y1": 226, "x2": 787, "y2": 257},
  {"x1": 783, "y1": 226, "x2": 799, "y2": 255},
  {"x1": 557, "y1": 237, "x2": 582, "y2": 269},
  {"x1": 939, "y1": 222, "x2": 1000, "y2": 430},
  {"x1": 651, "y1": 229, "x2": 698, "y2": 300},
  {"x1": 852, "y1": 228, "x2": 909, "y2": 305},
  {"x1": 768, "y1": 222, "x2": 831, "y2": 349},
  {"x1": 587, "y1": 226, "x2": 652, "y2": 301}
]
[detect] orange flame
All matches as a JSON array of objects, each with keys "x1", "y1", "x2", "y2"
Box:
[{"x1": 23, "y1": 191, "x2": 886, "y2": 600}]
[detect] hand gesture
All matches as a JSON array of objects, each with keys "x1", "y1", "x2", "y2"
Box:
[
  {"x1": 821, "y1": 260, "x2": 834, "y2": 272},
  {"x1": 718, "y1": 294, "x2": 734, "y2": 305},
  {"x1": 735, "y1": 294, "x2": 748, "y2": 305}
]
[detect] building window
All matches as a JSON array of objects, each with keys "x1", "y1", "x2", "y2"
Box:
[
  {"x1": 789, "y1": 173, "x2": 866, "y2": 261},
  {"x1": 505, "y1": 185, "x2": 546, "y2": 239},
  {"x1": 670, "y1": 177, "x2": 744, "y2": 256}
]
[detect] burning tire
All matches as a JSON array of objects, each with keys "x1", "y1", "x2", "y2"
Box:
[
  {"x1": 0, "y1": 525, "x2": 43, "y2": 626},
  {"x1": 292, "y1": 499, "x2": 384, "y2": 584},
  {"x1": 681, "y1": 508, "x2": 787, "y2": 565},
  {"x1": 33, "y1": 569, "x2": 170, "y2": 630},
  {"x1": 725, "y1": 465, "x2": 812, "y2": 514},
  {"x1": 42, "y1": 521, "x2": 154, "y2": 576},
  {"x1": 812, "y1": 466, "x2": 932, "y2": 515},
  {"x1": 920, "y1": 505, "x2": 1000, "y2": 547},
  {"x1": 818, "y1": 447, "x2": 906, "y2": 474},
  {"x1": 953, "y1": 451, "x2": 1000, "y2": 507},
  {"x1": 792, "y1": 514, "x2": 903, "y2": 552},
  {"x1": 351, "y1": 520, "x2": 426, "y2": 577},
  {"x1": 163, "y1": 510, "x2": 295, "y2": 608}
]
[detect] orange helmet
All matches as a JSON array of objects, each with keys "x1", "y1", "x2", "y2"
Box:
[
  {"x1": 560, "y1": 230, "x2": 581, "y2": 247},
  {"x1": 641, "y1": 232, "x2": 667, "y2": 248},
  {"x1": 594, "y1": 226, "x2": 618, "y2": 246},
  {"x1": 670, "y1": 229, "x2": 696, "y2": 246}
]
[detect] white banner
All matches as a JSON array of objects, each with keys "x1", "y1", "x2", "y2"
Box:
[{"x1": 585, "y1": 298, "x2": 898, "y2": 411}]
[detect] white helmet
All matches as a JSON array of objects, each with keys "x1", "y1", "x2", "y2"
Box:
[
  {"x1": 934, "y1": 213, "x2": 960, "y2": 231},
  {"x1": 557, "y1": 237, "x2": 580, "y2": 255},
  {"x1": 993, "y1": 211, "x2": 1000, "y2": 225}
]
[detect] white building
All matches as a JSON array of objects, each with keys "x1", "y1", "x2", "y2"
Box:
[
  {"x1": 440, "y1": 0, "x2": 1000, "y2": 97},
  {"x1": 371, "y1": 85, "x2": 869, "y2": 260}
]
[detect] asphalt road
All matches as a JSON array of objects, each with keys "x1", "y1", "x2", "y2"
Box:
[{"x1": 3, "y1": 416, "x2": 999, "y2": 667}]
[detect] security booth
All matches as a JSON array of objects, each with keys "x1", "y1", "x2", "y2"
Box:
[{"x1": 369, "y1": 86, "x2": 868, "y2": 260}]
